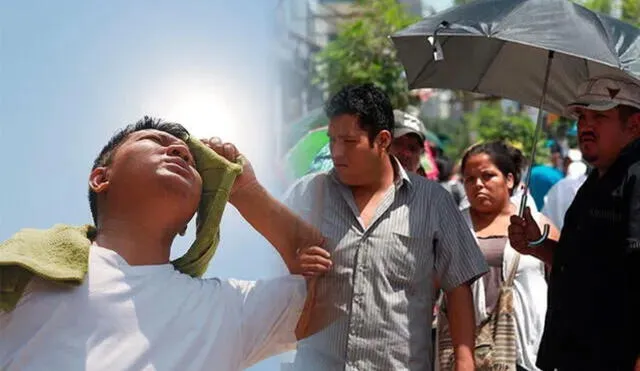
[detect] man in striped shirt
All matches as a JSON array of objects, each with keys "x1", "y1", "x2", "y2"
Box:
[{"x1": 286, "y1": 84, "x2": 488, "y2": 371}]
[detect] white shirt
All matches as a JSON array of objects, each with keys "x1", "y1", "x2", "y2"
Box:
[
  {"x1": 461, "y1": 209, "x2": 548, "y2": 371},
  {"x1": 541, "y1": 173, "x2": 587, "y2": 229},
  {"x1": 0, "y1": 245, "x2": 306, "y2": 371}
]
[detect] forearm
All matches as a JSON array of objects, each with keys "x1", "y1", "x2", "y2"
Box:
[
  {"x1": 529, "y1": 238, "x2": 557, "y2": 265},
  {"x1": 295, "y1": 277, "x2": 318, "y2": 340},
  {"x1": 230, "y1": 183, "x2": 323, "y2": 273},
  {"x1": 445, "y1": 284, "x2": 476, "y2": 371}
]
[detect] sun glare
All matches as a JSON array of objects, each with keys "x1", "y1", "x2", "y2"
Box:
[
  {"x1": 165, "y1": 90, "x2": 239, "y2": 142},
  {"x1": 142, "y1": 77, "x2": 265, "y2": 164},
  {"x1": 145, "y1": 83, "x2": 240, "y2": 144}
]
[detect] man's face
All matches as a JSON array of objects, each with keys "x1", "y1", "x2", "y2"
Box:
[
  {"x1": 577, "y1": 107, "x2": 637, "y2": 170},
  {"x1": 328, "y1": 114, "x2": 389, "y2": 186},
  {"x1": 390, "y1": 134, "x2": 424, "y2": 173},
  {"x1": 103, "y1": 129, "x2": 202, "y2": 217}
]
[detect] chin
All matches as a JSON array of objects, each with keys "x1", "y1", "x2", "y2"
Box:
[
  {"x1": 335, "y1": 171, "x2": 362, "y2": 186},
  {"x1": 471, "y1": 200, "x2": 494, "y2": 213},
  {"x1": 159, "y1": 177, "x2": 200, "y2": 201}
]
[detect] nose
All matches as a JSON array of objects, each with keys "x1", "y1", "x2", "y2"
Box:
[
  {"x1": 398, "y1": 146, "x2": 412, "y2": 157},
  {"x1": 167, "y1": 144, "x2": 192, "y2": 164},
  {"x1": 472, "y1": 177, "x2": 484, "y2": 190},
  {"x1": 577, "y1": 116, "x2": 594, "y2": 131},
  {"x1": 330, "y1": 142, "x2": 344, "y2": 159}
]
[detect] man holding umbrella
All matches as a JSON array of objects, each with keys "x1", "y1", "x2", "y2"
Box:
[{"x1": 509, "y1": 76, "x2": 640, "y2": 371}]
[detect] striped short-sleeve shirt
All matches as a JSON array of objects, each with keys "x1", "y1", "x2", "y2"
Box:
[{"x1": 286, "y1": 159, "x2": 488, "y2": 371}]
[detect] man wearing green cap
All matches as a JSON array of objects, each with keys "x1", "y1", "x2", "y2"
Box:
[{"x1": 0, "y1": 117, "x2": 332, "y2": 371}]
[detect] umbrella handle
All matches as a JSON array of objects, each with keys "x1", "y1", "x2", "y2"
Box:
[
  {"x1": 518, "y1": 189, "x2": 550, "y2": 247},
  {"x1": 529, "y1": 224, "x2": 550, "y2": 247}
]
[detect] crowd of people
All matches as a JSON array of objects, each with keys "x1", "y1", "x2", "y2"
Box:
[{"x1": 1, "y1": 75, "x2": 640, "y2": 371}]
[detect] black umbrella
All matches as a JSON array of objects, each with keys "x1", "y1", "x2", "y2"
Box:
[{"x1": 391, "y1": 0, "x2": 640, "y2": 244}]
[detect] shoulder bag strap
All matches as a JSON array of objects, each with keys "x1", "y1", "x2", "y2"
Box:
[{"x1": 505, "y1": 253, "x2": 521, "y2": 287}]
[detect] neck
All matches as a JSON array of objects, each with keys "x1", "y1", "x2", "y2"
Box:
[
  {"x1": 352, "y1": 155, "x2": 396, "y2": 195},
  {"x1": 596, "y1": 166, "x2": 608, "y2": 178},
  {"x1": 470, "y1": 201, "x2": 513, "y2": 225},
  {"x1": 94, "y1": 215, "x2": 178, "y2": 266},
  {"x1": 594, "y1": 159, "x2": 614, "y2": 178}
]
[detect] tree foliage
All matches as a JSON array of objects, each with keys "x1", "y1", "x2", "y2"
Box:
[
  {"x1": 463, "y1": 104, "x2": 550, "y2": 163},
  {"x1": 313, "y1": 0, "x2": 421, "y2": 109},
  {"x1": 577, "y1": 0, "x2": 639, "y2": 26}
]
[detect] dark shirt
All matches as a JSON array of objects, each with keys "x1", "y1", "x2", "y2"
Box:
[{"x1": 537, "y1": 139, "x2": 640, "y2": 371}]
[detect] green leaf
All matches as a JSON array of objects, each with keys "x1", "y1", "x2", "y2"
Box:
[{"x1": 312, "y1": 0, "x2": 420, "y2": 109}]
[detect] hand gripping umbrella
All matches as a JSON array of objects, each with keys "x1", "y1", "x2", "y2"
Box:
[{"x1": 391, "y1": 0, "x2": 640, "y2": 245}]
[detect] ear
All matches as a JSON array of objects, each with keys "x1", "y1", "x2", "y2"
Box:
[
  {"x1": 506, "y1": 172, "x2": 515, "y2": 192},
  {"x1": 89, "y1": 167, "x2": 110, "y2": 194},
  {"x1": 627, "y1": 112, "x2": 640, "y2": 137},
  {"x1": 376, "y1": 130, "x2": 392, "y2": 151}
]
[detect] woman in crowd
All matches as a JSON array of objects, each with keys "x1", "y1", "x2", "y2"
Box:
[{"x1": 438, "y1": 140, "x2": 559, "y2": 371}]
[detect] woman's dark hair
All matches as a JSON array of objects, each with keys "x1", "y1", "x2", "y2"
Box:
[{"x1": 460, "y1": 140, "x2": 525, "y2": 195}]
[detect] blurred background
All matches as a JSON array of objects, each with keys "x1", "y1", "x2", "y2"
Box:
[{"x1": 275, "y1": 0, "x2": 638, "y2": 187}]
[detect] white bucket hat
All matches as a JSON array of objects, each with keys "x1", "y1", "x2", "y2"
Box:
[{"x1": 566, "y1": 76, "x2": 640, "y2": 118}]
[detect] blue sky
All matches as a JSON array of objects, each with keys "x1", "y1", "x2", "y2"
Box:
[
  {"x1": 0, "y1": 1, "x2": 294, "y2": 270},
  {"x1": 0, "y1": 1, "x2": 292, "y2": 369},
  {"x1": 0, "y1": 1, "x2": 453, "y2": 369}
]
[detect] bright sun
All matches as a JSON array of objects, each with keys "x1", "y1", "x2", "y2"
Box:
[{"x1": 146, "y1": 84, "x2": 240, "y2": 144}]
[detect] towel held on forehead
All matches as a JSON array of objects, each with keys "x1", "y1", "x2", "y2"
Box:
[{"x1": 0, "y1": 135, "x2": 244, "y2": 312}]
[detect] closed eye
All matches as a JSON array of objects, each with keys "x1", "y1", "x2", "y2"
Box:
[{"x1": 142, "y1": 135, "x2": 164, "y2": 144}]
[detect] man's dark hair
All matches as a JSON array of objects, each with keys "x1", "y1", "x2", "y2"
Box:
[
  {"x1": 324, "y1": 83, "x2": 395, "y2": 146},
  {"x1": 88, "y1": 116, "x2": 190, "y2": 226},
  {"x1": 461, "y1": 140, "x2": 525, "y2": 196}
]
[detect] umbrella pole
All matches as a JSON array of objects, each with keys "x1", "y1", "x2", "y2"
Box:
[{"x1": 519, "y1": 50, "x2": 554, "y2": 246}]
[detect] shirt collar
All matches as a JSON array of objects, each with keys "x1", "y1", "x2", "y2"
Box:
[{"x1": 390, "y1": 156, "x2": 412, "y2": 189}]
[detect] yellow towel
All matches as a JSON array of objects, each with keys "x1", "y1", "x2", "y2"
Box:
[{"x1": 0, "y1": 135, "x2": 243, "y2": 312}]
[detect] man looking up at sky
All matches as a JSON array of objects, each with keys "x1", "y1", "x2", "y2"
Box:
[{"x1": 0, "y1": 117, "x2": 332, "y2": 371}]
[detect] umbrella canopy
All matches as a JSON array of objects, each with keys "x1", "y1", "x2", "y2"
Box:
[
  {"x1": 391, "y1": 0, "x2": 640, "y2": 243},
  {"x1": 391, "y1": 0, "x2": 640, "y2": 116},
  {"x1": 284, "y1": 107, "x2": 329, "y2": 151},
  {"x1": 285, "y1": 126, "x2": 330, "y2": 179}
]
